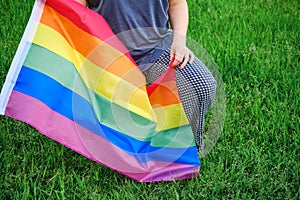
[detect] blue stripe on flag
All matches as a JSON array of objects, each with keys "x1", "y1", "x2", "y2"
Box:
[{"x1": 13, "y1": 66, "x2": 200, "y2": 165}]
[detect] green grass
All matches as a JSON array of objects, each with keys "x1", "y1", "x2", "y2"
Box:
[{"x1": 0, "y1": 0, "x2": 299, "y2": 199}]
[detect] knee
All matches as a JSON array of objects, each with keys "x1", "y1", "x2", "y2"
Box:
[
  {"x1": 199, "y1": 73, "x2": 217, "y2": 102},
  {"x1": 187, "y1": 59, "x2": 217, "y2": 102},
  {"x1": 177, "y1": 60, "x2": 217, "y2": 102}
]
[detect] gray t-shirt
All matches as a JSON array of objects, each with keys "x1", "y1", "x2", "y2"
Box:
[{"x1": 87, "y1": 0, "x2": 172, "y2": 71}]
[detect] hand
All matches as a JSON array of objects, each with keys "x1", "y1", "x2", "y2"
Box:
[
  {"x1": 75, "y1": 0, "x2": 87, "y2": 6},
  {"x1": 170, "y1": 34, "x2": 194, "y2": 69}
]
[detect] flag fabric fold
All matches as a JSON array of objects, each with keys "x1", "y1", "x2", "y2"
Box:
[{"x1": 0, "y1": 0, "x2": 200, "y2": 182}]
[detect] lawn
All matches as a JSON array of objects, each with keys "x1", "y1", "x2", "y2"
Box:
[{"x1": 0, "y1": 0, "x2": 299, "y2": 199}]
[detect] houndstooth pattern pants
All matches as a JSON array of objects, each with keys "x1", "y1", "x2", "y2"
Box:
[{"x1": 143, "y1": 48, "x2": 217, "y2": 151}]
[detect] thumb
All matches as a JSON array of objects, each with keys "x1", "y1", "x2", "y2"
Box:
[
  {"x1": 169, "y1": 57, "x2": 175, "y2": 68},
  {"x1": 170, "y1": 48, "x2": 175, "y2": 61}
]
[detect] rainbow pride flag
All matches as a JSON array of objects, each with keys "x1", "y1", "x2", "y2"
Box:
[{"x1": 0, "y1": 0, "x2": 200, "y2": 182}]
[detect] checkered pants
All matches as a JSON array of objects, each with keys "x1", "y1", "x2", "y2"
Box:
[{"x1": 143, "y1": 48, "x2": 217, "y2": 151}]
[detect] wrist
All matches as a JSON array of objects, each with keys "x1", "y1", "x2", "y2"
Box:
[{"x1": 172, "y1": 31, "x2": 187, "y2": 44}]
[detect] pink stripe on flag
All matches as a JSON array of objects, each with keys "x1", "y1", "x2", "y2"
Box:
[{"x1": 6, "y1": 91, "x2": 199, "y2": 182}]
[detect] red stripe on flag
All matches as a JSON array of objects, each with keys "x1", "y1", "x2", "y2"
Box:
[{"x1": 46, "y1": 0, "x2": 134, "y2": 63}]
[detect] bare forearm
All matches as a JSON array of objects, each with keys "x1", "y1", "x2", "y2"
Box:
[
  {"x1": 168, "y1": 0, "x2": 193, "y2": 68},
  {"x1": 168, "y1": 0, "x2": 189, "y2": 37}
]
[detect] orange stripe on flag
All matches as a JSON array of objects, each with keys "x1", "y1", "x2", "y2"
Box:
[
  {"x1": 148, "y1": 80, "x2": 181, "y2": 106},
  {"x1": 40, "y1": 5, "x2": 145, "y2": 87}
]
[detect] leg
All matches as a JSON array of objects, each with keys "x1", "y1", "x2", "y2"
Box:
[{"x1": 143, "y1": 48, "x2": 217, "y2": 151}]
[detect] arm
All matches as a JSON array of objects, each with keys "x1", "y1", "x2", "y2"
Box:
[
  {"x1": 75, "y1": 0, "x2": 87, "y2": 6},
  {"x1": 168, "y1": 0, "x2": 194, "y2": 68}
]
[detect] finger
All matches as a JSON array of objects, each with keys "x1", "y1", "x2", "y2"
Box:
[
  {"x1": 189, "y1": 52, "x2": 195, "y2": 64},
  {"x1": 173, "y1": 54, "x2": 183, "y2": 67},
  {"x1": 170, "y1": 54, "x2": 177, "y2": 68},
  {"x1": 170, "y1": 49, "x2": 179, "y2": 67},
  {"x1": 180, "y1": 54, "x2": 189, "y2": 69}
]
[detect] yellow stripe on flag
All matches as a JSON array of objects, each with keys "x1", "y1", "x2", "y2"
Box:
[
  {"x1": 153, "y1": 103, "x2": 189, "y2": 131},
  {"x1": 33, "y1": 23, "x2": 154, "y2": 121}
]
